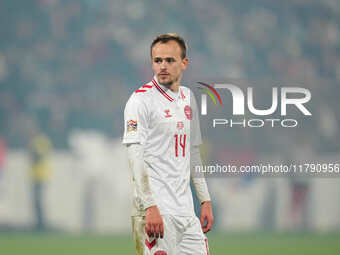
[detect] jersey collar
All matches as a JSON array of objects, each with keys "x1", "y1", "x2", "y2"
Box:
[{"x1": 152, "y1": 76, "x2": 182, "y2": 102}]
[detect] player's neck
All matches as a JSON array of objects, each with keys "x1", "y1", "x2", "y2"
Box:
[
  {"x1": 168, "y1": 82, "x2": 180, "y2": 93},
  {"x1": 156, "y1": 75, "x2": 181, "y2": 93}
]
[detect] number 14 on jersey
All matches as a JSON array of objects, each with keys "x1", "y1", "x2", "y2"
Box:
[{"x1": 174, "y1": 134, "x2": 186, "y2": 157}]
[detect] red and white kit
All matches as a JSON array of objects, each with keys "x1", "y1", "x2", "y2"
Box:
[{"x1": 123, "y1": 76, "x2": 210, "y2": 255}]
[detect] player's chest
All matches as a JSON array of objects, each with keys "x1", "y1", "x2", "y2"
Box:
[{"x1": 149, "y1": 100, "x2": 193, "y2": 134}]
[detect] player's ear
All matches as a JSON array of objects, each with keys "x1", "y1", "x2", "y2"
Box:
[{"x1": 182, "y1": 58, "x2": 188, "y2": 70}]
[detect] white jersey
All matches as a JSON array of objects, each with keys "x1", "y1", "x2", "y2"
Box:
[{"x1": 123, "y1": 76, "x2": 202, "y2": 216}]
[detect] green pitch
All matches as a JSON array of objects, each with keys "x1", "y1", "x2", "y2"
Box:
[{"x1": 0, "y1": 232, "x2": 339, "y2": 255}]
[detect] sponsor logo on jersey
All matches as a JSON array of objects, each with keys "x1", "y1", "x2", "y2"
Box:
[
  {"x1": 164, "y1": 109, "x2": 172, "y2": 118},
  {"x1": 177, "y1": 121, "x2": 184, "y2": 130},
  {"x1": 184, "y1": 105, "x2": 192, "y2": 120},
  {"x1": 127, "y1": 120, "x2": 137, "y2": 132}
]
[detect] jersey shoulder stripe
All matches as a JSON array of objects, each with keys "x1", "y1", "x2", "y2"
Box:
[
  {"x1": 134, "y1": 82, "x2": 153, "y2": 94},
  {"x1": 135, "y1": 89, "x2": 147, "y2": 93},
  {"x1": 142, "y1": 85, "x2": 153, "y2": 88}
]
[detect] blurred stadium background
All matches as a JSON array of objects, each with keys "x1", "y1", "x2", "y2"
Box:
[{"x1": 0, "y1": 0, "x2": 340, "y2": 254}]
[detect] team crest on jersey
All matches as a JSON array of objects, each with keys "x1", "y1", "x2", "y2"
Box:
[
  {"x1": 127, "y1": 120, "x2": 137, "y2": 132},
  {"x1": 176, "y1": 121, "x2": 184, "y2": 130},
  {"x1": 154, "y1": 251, "x2": 167, "y2": 255},
  {"x1": 164, "y1": 109, "x2": 172, "y2": 118},
  {"x1": 184, "y1": 105, "x2": 192, "y2": 120}
]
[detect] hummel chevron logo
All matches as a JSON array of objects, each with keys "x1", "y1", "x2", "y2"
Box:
[
  {"x1": 145, "y1": 238, "x2": 156, "y2": 250},
  {"x1": 164, "y1": 109, "x2": 172, "y2": 118}
]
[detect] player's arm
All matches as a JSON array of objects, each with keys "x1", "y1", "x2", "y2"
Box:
[
  {"x1": 191, "y1": 145, "x2": 211, "y2": 203},
  {"x1": 190, "y1": 145, "x2": 214, "y2": 233},
  {"x1": 189, "y1": 90, "x2": 214, "y2": 233},
  {"x1": 127, "y1": 143, "x2": 156, "y2": 209},
  {"x1": 126, "y1": 143, "x2": 164, "y2": 238},
  {"x1": 123, "y1": 96, "x2": 163, "y2": 238}
]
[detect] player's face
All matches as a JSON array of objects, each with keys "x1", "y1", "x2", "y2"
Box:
[{"x1": 151, "y1": 40, "x2": 188, "y2": 87}]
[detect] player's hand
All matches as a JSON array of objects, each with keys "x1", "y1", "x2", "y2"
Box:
[
  {"x1": 200, "y1": 201, "x2": 214, "y2": 233},
  {"x1": 145, "y1": 205, "x2": 164, "y2": 239}
]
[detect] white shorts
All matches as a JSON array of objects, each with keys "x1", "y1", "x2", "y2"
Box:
[{"x1": 132, "y1": 215, "x2": 210, "y2": 255}]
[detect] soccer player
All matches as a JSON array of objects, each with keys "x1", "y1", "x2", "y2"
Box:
[{"x1": 123, "y1": 33, "x2": 213, "y2": 255}]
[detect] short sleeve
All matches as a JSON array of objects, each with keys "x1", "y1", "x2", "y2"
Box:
[
  {"x1": 190, "y1": 90, "x2": 202, "y2": 146},
  {"x1": 122, "y1": 96, "x2": 149, "y2": 145}
]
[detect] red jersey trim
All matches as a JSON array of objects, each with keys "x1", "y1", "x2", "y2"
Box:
[
  {"x1": 142, "y1": 85, "x2": 153, "y2": 88},
  {"x1": 135, "y1": 89, "x2": 147, "y2": 93},
  {"x1": 205, "y1": 238, "x2": 210, "y2": 255},
  {"x1": 135, "y1": 84, "x2": 153, "y2": 93},
  {"x1": 152, "y1": 78, "x2": 174, "y2": 102}
]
